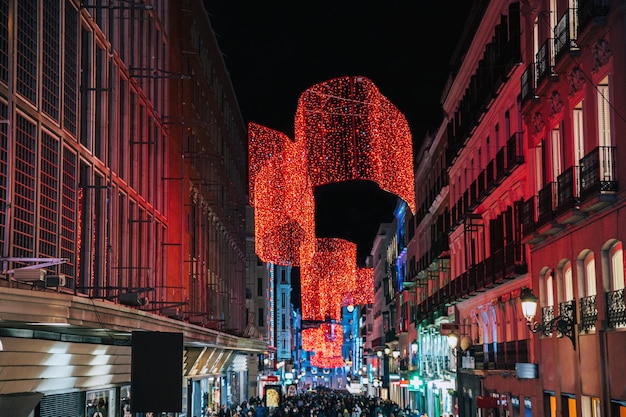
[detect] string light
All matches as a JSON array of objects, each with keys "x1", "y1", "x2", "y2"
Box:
[
  {"x1": 294, "y1": 76, "x2": 416, "y2": 214},
  {"x1": 303, "y1": 323, "x2": 345, "y2": 369},
  {"x1": 248, "y1": 76, "x2": 416, "y2": 368},
  {"x1": 248, "y1": 124, "x2": 315, "y2": 266},
  {"x1": 301, "y1": 238, "x2": 356, "y2": 322}
]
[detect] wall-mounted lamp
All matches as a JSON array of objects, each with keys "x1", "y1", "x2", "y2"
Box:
[
  {"x1": 520, "y1": 287, "x2": 576, "y2": 348},
  {"x1": 447, "y1": 332, "x2": 472, "y2": 356}
]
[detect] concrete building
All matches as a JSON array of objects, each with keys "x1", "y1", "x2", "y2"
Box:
[{"x1": 0, "y1": 0, "x2": 265, "y2": 415}]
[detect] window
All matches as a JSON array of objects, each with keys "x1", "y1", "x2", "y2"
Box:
[
  {"x1": 258, "y1": 308, "x2": 264, "y2": 327},
  {"x1": 609, "y1": 242, "x2": 625, "y2": 291},
  {"x1": 535, "y1": 139, "x2": 546, "y2": 192},
  {"x1": 584, "y1": 252, "x2": 597, "y2": 296},
  {"x1": 573, "y1": 101, "x2": 585, "y2": 164},
  {"x1": 546, "y1": 270, "x2": 555, "y2": 307},
  {"x1": 561, "y1": 394, "x2": 576, "y2": 417},
  {"x1": 550, "y1": 125, "x2": 563, "y2": 182},
  {"x1": 597, "y1": 78, "x2": 611, "y2": 147},
  {"x1": 563, "y1": 262, "x2": 574, "y2": 301},
  {"x1": 16, "y1": 0, "x2": 38, "y2": 105},
  {"x1": 42, "y1": 1, "x2": 60, "y2": 121},
  {"x1": 63, "y1": 1, "x2": 78, "y2": 136},
  {"x1": 257, "y1": 277, "x2": 263, "y2": 297}
]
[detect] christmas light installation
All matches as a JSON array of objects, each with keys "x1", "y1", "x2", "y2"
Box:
[
  {"x1": 303, "y1": 323, "x2": 345, "y2": 369},
  {"x1": 248, "y1": 123, "x2": 315, "y2": 266},
  {"x1": 301, "y1": 238, "x2": 356, "y2": 322},
  {"x1": 294, "y1": 76, "x2": 416, "y2": 214},
  {"x1": 350, "y1": 267, "x2": 375, "y2": 306},
  {"x1": 248, "y1": 76, "x2": 416, "y2": 368}
]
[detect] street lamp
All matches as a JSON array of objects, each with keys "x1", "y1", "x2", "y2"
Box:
[
  {"x1": 447, "y1": 332, "x2": 472, "y2": 357},
  {"x1": 411, "y1": 340, "x2": 418, "y2": 355},
  {"x1": 520, "y1": 287, "x2": 576, "y2": 349}
]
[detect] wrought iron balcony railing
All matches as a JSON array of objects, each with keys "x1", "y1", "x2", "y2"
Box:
[
  {"x1": 557, "y1": 166, "x2": 579, "y2": 212},
  {"x1": 579, "y1": 294, "x2": 597, "y2": 333},
  {"x1": 579, "y1": 145, "x2": 617, "y2": 201},
  {"x1": 554, "y1": 8, "x2": 580, "y2": 59},
  {"x1": 535, "y1": 38, "x2": 554, "y2": 84},
  {"x1": 606, "y1": 288, "x2": 626, "y2": 329},
  {"x1": 537, "y1": 182, "x2": 556, "y2": 226}
]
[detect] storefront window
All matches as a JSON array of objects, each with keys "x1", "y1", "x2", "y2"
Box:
[
  {"x1": 524, "y1": 397, "x2": 532, "y2": 417},
  {"x1": 86, "y1": 388, "x2": 114, "y2": 417},
  {"x1": 120, "y1": 386, "x2": 131, "y2": 417}
]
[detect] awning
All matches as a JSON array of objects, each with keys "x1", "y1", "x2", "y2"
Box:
[
  {"x1": 0, "y1": 392, "x2": 43, "y2": 417},
  {"x1": 477, "y1": 396, "x2": 498, "y2": 408}
]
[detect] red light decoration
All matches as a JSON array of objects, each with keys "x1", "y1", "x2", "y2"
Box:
[
  {"x1": 310, "y1": 351, "x2": 345, "y2": 369},
  {"x1": 301, "y1": 238, "x2": 356, "y2": 322},
  {"x1": 347, "y1": 267, "x2": 375, "y2": 306},
  {"x1": 248, "y1": 124, "x2": 315, "y2": 266},
  {"x1": 302, "y1": 323, "x2": 345, "y2": 368},
  {"x1": 248, "y1": 76, "x2": 415, "y2": 368},
  {"x1": 248, "y1": 76, "x2": 415, "y2": 267},
  {"x1": 295, "y1": 76, "x2": 416, "y2": 214}
]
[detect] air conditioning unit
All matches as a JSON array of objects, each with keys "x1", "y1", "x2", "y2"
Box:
[
  {"x1": 45, "y1": 275, "x2": 66, "y2": 287},
  {"x1": 14, "y1": 268, "x2": 47, "y2": 282}
]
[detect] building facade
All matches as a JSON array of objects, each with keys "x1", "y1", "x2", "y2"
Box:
[
  {"x1": 0, "y1": 0, "x2": 265, "y2": 415},
  {"x1": 397, "y1": 1, "x2": 626, "y2": 417}
]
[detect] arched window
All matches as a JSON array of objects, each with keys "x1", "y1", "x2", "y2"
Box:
[
  {"x1": 545, "y1": 270, "x2": 554, "y2": 306},
  {"x1": 610, "y1": 242, "x2": 625, "y2": 291},
  {"x1": 563, "y1": 262, "x2": 574, "y2": 301},
  {"x1": 585, "y1": 252, "x2": 597, "y2": 296}
]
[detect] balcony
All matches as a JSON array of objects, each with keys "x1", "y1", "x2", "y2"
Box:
[
  {"x1": 506, "y1": 132, "x2": 524, "y2": 173},
  {"x1": 536, "y1": 182, "x2": 556, "y2": 228},
  {"x1": 521, "y1": 197, "x2": 536, "y2": 236},
  {"x1": 554, "y1": 167, "x2": 586, "y2": 225},
  {"x1": 579, "y1": 145, "x2": 618, "y2": 211},
  {"x1": 486, "y1": 160, "x2": 496, "y2": 192},
  {"x1": 520, "y1": 63, "x2": 536, "y2": 105},
  {"x1": 535, "y1": 38, "x2": 555, "y2": 86},
  {"x1": 554, "y1": 8, "x2": 580, "y2": 60},
  {"x1": 541, "y1": 305, "x2": 556, "y2": 336},
  {"x1": 606, "y1": 288, "x2": 626, "y2": 329},
  {"x1": 579, "y1": 294, "x2": 597, "y2": 334},
  {"x1": 471, "y1": 339, "x2": 530, "y2": 371}
]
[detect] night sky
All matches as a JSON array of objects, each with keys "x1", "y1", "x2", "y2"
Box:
[{"x1": 204, "y1": 2, "x2": 475, "y2": 265}]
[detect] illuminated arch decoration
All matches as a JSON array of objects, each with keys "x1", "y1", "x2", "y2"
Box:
[
  {"x1": 248, "y1": 76, "x2": 415, "y2": 367},
  {"x1": 295, "y1": 75, "x2": 416, "y2": 214},
  {"x1": 303, "y1": 323, "x2": 345, "y2": 369},
  {"x1": 349, "y1": 267, "x2": 375, "y2": 306},
  {"x1": 248, "y1": 124, "x2": 315, "y2": 266},
  {"x1": 310, "y1": 351, "x2": 345, "y2": 369},
  {"x1": 301, "y1": 238, "x2": 356, "y2": 322}
]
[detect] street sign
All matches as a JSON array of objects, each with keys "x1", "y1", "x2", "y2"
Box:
[{"x1": 439, "y1": 322, "x2": 459, "y2": 335}]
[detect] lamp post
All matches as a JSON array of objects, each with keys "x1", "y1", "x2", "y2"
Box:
[{"x1": 520, "y1": 287, "x2": 576, "y2": 349}]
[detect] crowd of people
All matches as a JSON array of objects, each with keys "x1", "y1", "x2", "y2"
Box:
[{"x1": 208, "y1": 388, "x2": 425, "y2": 417}]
